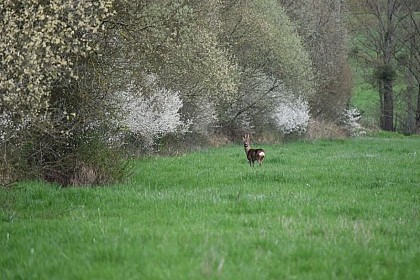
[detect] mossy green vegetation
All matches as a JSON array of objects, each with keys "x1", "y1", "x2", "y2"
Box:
[{"x1": 1, "y1": 137, "x2": 419, "y2": 279}]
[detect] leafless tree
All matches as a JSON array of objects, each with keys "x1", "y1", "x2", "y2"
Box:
[
  {"x1": 349, "y1": 0, "x2": 409, "y2": 131},
  {"x1": 395, "y1": 0, "x2": 420, "y2": 133}
]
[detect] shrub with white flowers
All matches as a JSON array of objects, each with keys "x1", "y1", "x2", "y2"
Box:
[
  {"x1": 0, "y1": 112, "x2": 32, "y2": 144},
  {"x1": 273, "y1": 96, "x2": 310, "y2": 134},
  {"x1": 0, "y1": 113, "x2": 12, "y2": 143},
  {"x1": 117, "y1": 77, "x2": 190, "y2": 147},
  {"x1": 341, "y1": 108, "x2": 366, "y2": 137}
]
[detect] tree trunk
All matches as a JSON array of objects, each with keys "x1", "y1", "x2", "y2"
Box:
[
  {"x1": 382, "y1": 79, "x2": 394, "y2": 131},
  {"x1": 378, "y1": 80, "x2": 385, "y2": 129},
  {"x1": 404, "y1": 67, "x2": 415, "y2": 134},
  {"x1": 416, "y1": 83, "x2": 420, "y2": 134},
  {"x1": 380, "y1": 0, "x2": 395, "y2": 132}
]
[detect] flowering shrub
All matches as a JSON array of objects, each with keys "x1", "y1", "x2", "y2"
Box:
[
  {"x1": 1, "y1": 0, "x2": 118, "y2": 186},
  {"x1": 0, "y1": 0, "x2": 114, "y2": 118},
  {"x1": 273, "y1": 96, "x2": 310, "y2": 134},
  {"x1": 341, "y1": 108, "x2": 366, "y2": 137},
  {"x1": 0, "y1": 112, "x2": 15, "y2": 143},
  {"x1": 117, "y1": 77, "x2": 190, "y2": 147}
]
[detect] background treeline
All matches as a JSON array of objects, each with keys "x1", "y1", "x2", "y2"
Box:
[
  {"x1": 348, "y1": 0, "x2": 420, "y2": 134},
  {"x1": 0, "y1": 0, "x2": 419, "y2": 186}
]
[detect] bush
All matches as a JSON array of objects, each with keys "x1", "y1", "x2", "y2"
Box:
[
  {"x1": 70, "y1": 138, "x2": 129, "y2": 186},
  {"x1": 0, "y1": 0, "x2": 123, "y2": 187},
  {"x1": 14, "y1": 120, "x2": 128, "y2": 186},
  {"x1": 339, "y1": 108, "x2": 367, "y2": 137},
  {"x1": 272, "y1": 96, "x2": 310, "y2": 135},
  {"x1": 116, "y1": 75, "x2": 190, "y2": 149},
  {"x1": 306, "y1": 119, "x2": 347, "y2": 140}
]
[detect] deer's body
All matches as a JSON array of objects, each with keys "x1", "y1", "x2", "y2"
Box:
[{"x1": 243, "y1": 134, "x2": 265, "y2": 167}]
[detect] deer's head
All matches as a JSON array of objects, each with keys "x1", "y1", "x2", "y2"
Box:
[{"x1": 243, "y1": 134, "x2": 251, "y2": 150}]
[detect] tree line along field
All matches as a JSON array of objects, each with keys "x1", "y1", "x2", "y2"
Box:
[
  {"x1": 1, "y1": 0, "x2": 350, "y2": 187},
  {"x1": 1, "y1": 135, "x2": 420, "y2": 279}
]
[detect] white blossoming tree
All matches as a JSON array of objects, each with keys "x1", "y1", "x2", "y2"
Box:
[
  {"x1": 273, "y1": 95, "x2": 311, "y2": 135},
  {"x1": 340, "y1": 108, "x2": 366, "y2": 137},
  {"x1": 118, "y1": 76, "x2": 190, "y2": 148}
]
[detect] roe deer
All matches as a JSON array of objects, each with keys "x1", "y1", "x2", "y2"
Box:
[{"x1": 243, "y1": 134, "x2": 265, "y2": 167}]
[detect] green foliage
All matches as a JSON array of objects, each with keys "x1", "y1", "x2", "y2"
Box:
[
  {"x1": 70, "y1": 136, "x2": 129, "y2": 186},
  {"x1": 373, "y1": 64, "x2": 397, "y2": 82},
  {"x1": 223, "y1": 0, "x2": 316, "y2": 97},
  {"x1": 281, "y1": 0, "x2": 350, "y2": 121},
  {"x1": 1, "y1": 137, "x2": 420, "y2": 279},
  {"x1": 215, "y1": 0, "x2": 317, "y2": 134},
  {"x1": 110, "y1": 0, "x2": 238, "y2": 99}
]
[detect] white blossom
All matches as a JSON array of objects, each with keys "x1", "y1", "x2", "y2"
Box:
[
  {"x1": 116, "y1": 76, "x2": 190, "y2": 147},
  {"x1": 341, "y1": 108, "x2": 366, "y2": 137},
  {"x1": 273, "y1": 96, "x2": 310, "y2": 134}
]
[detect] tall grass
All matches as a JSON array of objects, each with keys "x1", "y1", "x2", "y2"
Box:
[{"x1": 1, "y1": 136, "x2": 420, "y2": 279}]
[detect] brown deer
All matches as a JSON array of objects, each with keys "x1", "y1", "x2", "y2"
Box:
[{"x1": 243, "y1": 134, "x2": 265, "y2": 167}]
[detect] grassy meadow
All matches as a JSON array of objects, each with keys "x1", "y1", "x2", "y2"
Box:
[{"x1": 1, "y1": 135, "x2": 420, "y2": 279}]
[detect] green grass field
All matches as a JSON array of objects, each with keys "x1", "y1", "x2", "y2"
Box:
[{"x1": 1, "y1": 136, "x2": 420, "y2": 279}]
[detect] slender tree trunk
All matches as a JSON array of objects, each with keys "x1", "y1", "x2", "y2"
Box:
[
  {"x1": 382, "y1": 79, "x2": 394, "y2": 131},
  {"x1": 380, "y1": 0, "x2": 396, "y2": 132},
  {"x1": 416, "y1": 83, "x2": 420, "y2": 134},
  {"x1": 378, "y1": 80, "x2": 385, "y2": 129},
  {"x1": 405, "y1": 66, "x2": 415, "y2": 134}
]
